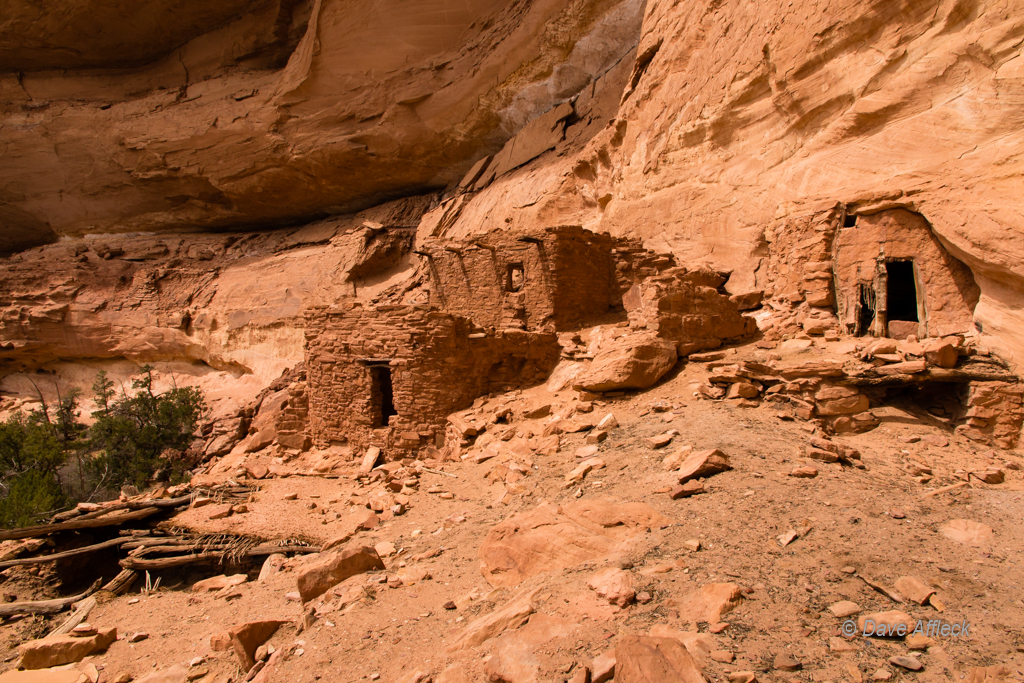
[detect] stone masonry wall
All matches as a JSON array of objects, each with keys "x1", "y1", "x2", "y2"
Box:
[
  {"x1": 422, "y1": 226, "x2": 624, "y2": 332},
  {"x1": 957, "y1": 381, "x2": 1024, "y2": 450},
  {"x1": 834, "y1": 209, "x2": 980, "y2": 339},
  {"x1": 304, "y1": 301, "x2": 559, "y2": 457},
  {"x1": 624, "y1": 266, "x2": 758, "y2": 356}
]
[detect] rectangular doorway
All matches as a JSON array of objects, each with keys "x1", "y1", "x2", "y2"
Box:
[
  {"x1": 886, "y1": 260, "x2": 919, "y2": 323},
  {"x1": 367, "y1": 363, "x2": 396, "y2": 427}
]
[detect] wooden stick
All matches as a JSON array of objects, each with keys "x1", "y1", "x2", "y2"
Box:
[
  {"x1": 0, "y1": 538, "x2": 130, "y2": 569},
  {"x1": 923, "y1": 481, "x2": 971, "y2": 497},
  {"x1": 0, "y1": 507, "x2": 161, "y2": 541},
  {"x1": 47, "y1": 597, "x2": 95, "y2": 636},
  {"x1": 0, "y1": 579, "x2": 101, "y2": 618},
  {"x1": 421, "y1": 467, "x2": 457, "y2": 479}
]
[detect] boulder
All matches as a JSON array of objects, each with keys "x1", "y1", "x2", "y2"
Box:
[
  {"x1": 647, "y1": 626, "x2": 716, "y2": 667},
  {"x1": 729, "y1": 291, "x2": 764, "y2": 311},
  {"x1": 874, "y1": 360, "x2": 927, "y2": 375},
  {"x1": 229, "y1": 620, "x2": 289, "y2": 671},
  {"x1": 587, "y1": 567, "x2": 635, "y2": 607},
  {"x1": 670, "y1": 481, "x2": 705, "y2": 499},
  {"x1": 360, "y1": 446, "x2": 382, "y2": 473},
  {"x1": 940, "y1": 519, "x2": 993, "y2": 546},
  {"x1": 297, "y1": 545, "x2": 385, "y2": 602},
  {"x1": 18, "y1": 628, "x2": 117, "y2": 669},
  {"x1": 479, "y1": 500, "x2": 672, "y2": 588},
  {"x1": 614, "y1": 636, "x2": 704, "y2": 683},
  {"x1": 675, "y1": 449, "x2": 731, "y2": 484},
  {"x1": 448, "y1": 588, "x2": 539, "y2": 652},
  {"x1": 0, "y1": 670, "x2": 85, "y2": 683},
  {"x1": 857, "y1": 611, "x2": 915, "y2": 637},
  {"x1": 483, "y1": 613, "x2": 576, "y2": 683},
  {"x1": 893, "y1": 576, "x2": 935, "y2": 605},
  {"x1": 206, "y1": 504, "x2": 233, "y2": 520},
  {"x1": 674, "y1": 583, "x2": 743, "y2": 624},
  {"x1": 726, "y1": 382, "x2": 759, "y2": 399},
  {"x1": 923, "y1": 339, "x2": 958, "y2": 368},
  {"x1": 245, "y1": 462, "x2": 269, "y2": 480},
  {"x1": 815, "y1": 394, "x2": 869, "y2": 416},
  {"x1": 133, "y1": 666, "x2": 188, "y2": 683},
  {"x1": 192, "y1": 574, "x2": 248, "y2": 592},
  {"x1": 828, "y1": 600, "x2": 861, "y2": 618},
  {"x1": 574, "y1": 335, "x2": 678, "y2": 392},
  {"x1": 592, "y1": 649, "x2": 617, "y2": 683}
]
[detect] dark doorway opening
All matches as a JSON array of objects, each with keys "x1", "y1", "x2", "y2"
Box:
[
  {"x1": 843, "y1": 213, "x2": 857, "y2": 228},
  {"x1": 505, "y1": 263, "x2": 524, "y2": 292},
  {"x1": 871, "y1": 381, "x2": 967, "y2": 427},
  {"x1": 857, "y1": 283, "x2": 875, "y2": 336},
  {"x1": 368, "y1": 363, "x2": 397, "y2": 427},
  {"x1": 886, "y1": 260, "x2": 919, "y2": 322}
]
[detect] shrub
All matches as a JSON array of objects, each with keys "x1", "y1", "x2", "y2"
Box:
[
  {"x1": 0, "y1": 398, "x2": 75, "y2": 527},
  {"x1": 89, "y1": 366, "x2": 207, "y2": 490},
  {"x1": 0, "y1": 366, "x2": 208, "y2": 526}
]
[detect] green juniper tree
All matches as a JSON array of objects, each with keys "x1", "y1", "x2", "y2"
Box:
[
  {"x1": 0, "y1": 366, "x2": 207, "y2": 527},
  {"x1": 89, "y1": 366, "x2": 207, "y2": 491}
]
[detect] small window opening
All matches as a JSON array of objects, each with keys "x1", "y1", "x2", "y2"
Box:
[
  {"x1": 886, "y1": 260, "x2": 919, "y2": 322},
  {"x1": 505, "y1": 263, "x2": 524, "y2": 292},
  {"x1": 843, "y1": 213, "x2": 857, "y2": 228},
  {"x1": 857, "y1": 283, "x2": 875, "y2": 336},
  {"x1": 368, "y1": 363, "x2": 397, "y2": 427}
]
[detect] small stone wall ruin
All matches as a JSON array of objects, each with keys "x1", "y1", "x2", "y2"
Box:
[
  {"x1": 749, "y1": 202, "x2": 1021, "y2": 448},
  {"x1": 624, "y1": 266, "x2": 758, "y2": 355},
  {"x1": 302, "y1": 225, "x2": 753, "y2": 459},
  {"x1": 418, "y1": 225, "x2": 665, "y2": 332},
  {"x1": 304, "y1": 302, "x2": 559, "y2": 455},
  {"x1": 833, "y1": 209, "x2": 979, "y2": 339}
]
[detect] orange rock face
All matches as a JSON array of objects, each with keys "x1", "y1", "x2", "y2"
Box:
[
  {"x1": 479, "y1": 500, "x2": 671, "y2": 588},
  {"x1": 2, "y1": 0, "x2": 1024, "y2": 456}
]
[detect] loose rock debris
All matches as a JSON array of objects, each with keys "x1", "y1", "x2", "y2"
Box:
[{"x1": 0, "y1": 336, "x2": 1021, "y2": 683}]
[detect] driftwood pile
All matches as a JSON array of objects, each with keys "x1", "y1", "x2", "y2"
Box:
[{"x1": 0, "y1": 484, "x2": 321, "y2": 621}]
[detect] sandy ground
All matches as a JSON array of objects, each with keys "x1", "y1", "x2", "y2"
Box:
[{"x1": 2, "y1": 340, "x2": 1023, "y2": 683}]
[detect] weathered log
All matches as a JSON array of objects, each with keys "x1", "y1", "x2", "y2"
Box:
[
  {"x1": 125, "y1": 494, "x2": 193, "y2": 510},
  {"x1": 120, "y1": 552, "x2": 226, "y2": 570},
  {"x1": 119, "y1": 542, "x2": 320, "y2": 570},
  {"x1": 127, "y1": 543, "x2": 237, "y2": 557},
  {"x1": 248, "y1": 544, "x2": 320, "y2": 556},
  {"x1": 0, "y1": 507, "x2": 161, "y2": 541},
  {"x1": 101, "y1": 568, "x2": 138, "y2": 595},
  {"x1": 0, "y1": 579, "x2": 101, "y2": 618},
  {"x1": 843, "y1": 365, "x2": 1017, "y2": 387},
  {"x1": 47, "y1": 597, "x2": 96, "y2": 636},
  {"x1": 0, "y1": 537, "x2": 130, "y2": 569}
]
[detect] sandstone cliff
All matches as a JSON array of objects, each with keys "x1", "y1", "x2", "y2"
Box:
[{"x1": 2, "y1": 0, "x2": 1024, "y2": 415}]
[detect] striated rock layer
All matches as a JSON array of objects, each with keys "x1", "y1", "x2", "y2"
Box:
[{"x1": 2, "y1": 0, "x2": 1024, "y2": 426}]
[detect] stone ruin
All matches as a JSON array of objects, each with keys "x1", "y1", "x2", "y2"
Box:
[
  {"x1": 303, "y1": 226, "x2": 756, "y2": 459},
  {"x1": 210, "y1": 208, "x2": 1021, "y2": 464},
  {"x1": 744, "y1": 203, "x2": 1023, "y2": 449},
  {"x1": 416, "y1": 225, "x2": 673, "y2": 332},
  {"x1": 303, "y1": 302, "x2": 560, "y2": 456},
  {"x1": 832, "y1": 209, "x2": 980, "y2": 340}
]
